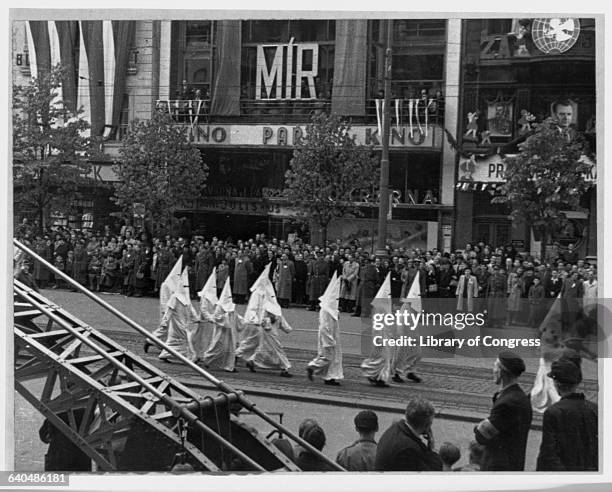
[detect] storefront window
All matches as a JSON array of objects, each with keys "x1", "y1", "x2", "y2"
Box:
[
  {"x1": 388, "y1": 153, "x2": 441, "y2": 205},
  {"x1": 203, "y1": 149, "x2": 291, "y2": 198}
]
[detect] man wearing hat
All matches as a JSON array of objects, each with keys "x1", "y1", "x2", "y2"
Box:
[
  {"x1": 536, "y1": 358, "x2": 598, "y2": 470},
  {"x1": 336, "y1": 410, "x2": 379, "y2": 471},
  {"x1": 474, "y1": 351, "x2": 532, "y2": 470}
]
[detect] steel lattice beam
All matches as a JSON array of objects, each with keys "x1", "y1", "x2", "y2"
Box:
[
  {"x1": 14, "y1": 238, "x2": 341, "y2": 472},
  {"x1": 14, "y1": 282, "x2": 297, "y2": 471}
]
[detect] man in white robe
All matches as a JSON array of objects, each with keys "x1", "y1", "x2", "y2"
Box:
[
  {"x1": 360, "y1": 273, "x2": 393, "y2": 387},
  {"x1": 145, "y1": 255, "x2": 182, "y2": 354},
  {"x1": 246, "y1": 301, "x2": 293, "y2": 377},
  {"x1": 531, "y1": 295, "x2": 564, "y2": 413},
  {"x1": 200, "y1": 277, "x2": 244, "y2": 372},
  {"x1": 236, "y1": 264, "x2": 273, "y2": 363},
  {"x1": 158, "y1": 268, "x2": 199, "y2": 362},
  {"x1": 391, "y1": 271, "x2": 423, "y2": 383},
  {"x1": 191, "y1": 267, "x2": 217, "y2": 362},
  {"x1": 307, "y1": 272, "x2": 344, "y2": 386}
]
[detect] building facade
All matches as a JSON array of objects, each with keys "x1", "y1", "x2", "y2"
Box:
[
  {"x1": 15, "y1": 17, "x2": 596, "y2": 256},
  {"x1": 455, "y1": 18, "x2": 596, "y2": 258},
  {"x1": 13, "y1": 17, "x2": 463, "y2": 250}
]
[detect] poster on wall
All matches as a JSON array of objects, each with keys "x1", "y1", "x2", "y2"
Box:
[{"x1": 486, "y1": 99, "x2": 513, "y2": 137}]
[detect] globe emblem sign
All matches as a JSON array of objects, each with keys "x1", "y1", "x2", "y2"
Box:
[{"x1": 532, "y1": 18, "x2": 581, "y2": 54}]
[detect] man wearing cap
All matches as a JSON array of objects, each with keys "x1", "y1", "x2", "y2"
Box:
[
  {"x1": 536, "y1": 358, "x2": 598, "y2": 471},
  {"x1": 336, "y1": 410, "x2": 379, "y2": 471},
  {"x1": 474, "y1": 351, "x2": 532, "y2": 470}
]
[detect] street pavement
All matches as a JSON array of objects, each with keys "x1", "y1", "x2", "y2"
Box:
[{"x1": 12, "y1": 287, "x2": 598, "y2": 471}]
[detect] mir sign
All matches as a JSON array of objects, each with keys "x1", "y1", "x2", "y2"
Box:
[{"x1": 256, "y1": 40, "x2": 318, "y2": 100}]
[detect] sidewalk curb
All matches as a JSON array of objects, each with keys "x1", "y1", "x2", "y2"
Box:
[{"x1": 179, "y1": 377, "x2": 543, "y2": 431}]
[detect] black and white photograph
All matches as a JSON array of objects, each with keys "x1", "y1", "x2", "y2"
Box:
[{"x1": 6, "y1": 4, "x2": 606, "y2": 488}]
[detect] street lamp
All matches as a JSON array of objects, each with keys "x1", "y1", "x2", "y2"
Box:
[{"x1": 375, "y1": 19, "x2": 393, "y2": 259}]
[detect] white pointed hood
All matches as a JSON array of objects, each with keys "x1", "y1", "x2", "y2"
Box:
[
  {"x1": 401, "y1": 271, "x2": 422, "y2": 312},
  {"x1": 250, "y1": 263, "x2": 272, "y2": 292},
  {"x1": 371, "y1": 272, "x2": 392, "y2": 313},
  {"x1": 243, "y1": 272, "x2": 279, "y2": 324},
  {"x1": 215, "y1": 277, "x2": 235, "y2": 314},
  {"x1": 264, "y1": 300, "x2": 282, "y2": 317},
  {"x1": 198, "y1": 266, "x2": 218, "y2": 306},
  {"x1": 174, "y1": 267, "x2": 191, "y2": 306},
  {"x1": 160, "y1": 255, "x2": 183, "y2": 316},
  {"x1": 319, "y1": 271, "x2": 341, "y2": 320}
]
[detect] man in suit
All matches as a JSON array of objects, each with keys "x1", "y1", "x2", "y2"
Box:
[
  {"x1": 375, "y1": 397, "x2": 443, "y2": 471},
  {"x1": 545, "y1": 269, "x2": 563, "y2": 298},
  {"x1": 474, "y1": 351, "x2": 533, "y2": 471},
  {"x1": 536, "y1": 358, "x2": 598, "y2": 471},
  {"x1": 307, "y1": 251, "x2": 329, "y2": 311}
]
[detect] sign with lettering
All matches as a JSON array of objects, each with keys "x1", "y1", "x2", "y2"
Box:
[
  {"x1": 457, "y1": 154, "x2": 596, "y2": 183},
  {"x1": 177, "y1": 123, "x2": 443, "y2": 149},
  {"x1": 195, "y1": 198, "x2": 282, "y2": 216},
  {"x1": 256, "y1": 40, "x2": 318, "y2": 100},
  {"x1": 86, "y1": 163, "x2": 119, "y2": 182}
]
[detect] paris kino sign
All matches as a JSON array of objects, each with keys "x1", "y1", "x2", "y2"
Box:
[{"x1": 256, "y1": 40, "x2": 318, "y2": 100}]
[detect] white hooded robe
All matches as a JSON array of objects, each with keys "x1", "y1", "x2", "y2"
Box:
[
  {"x1": 360, "y1": 273, "x2": 393, "y2": 383},
  {"x1": 307, "y1": 272, "x2": 344, "y2": 381}
]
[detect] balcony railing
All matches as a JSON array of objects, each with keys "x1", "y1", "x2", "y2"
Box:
[
  {"x1": 365, "y1": 98, "x2": 445, "y2": 126},
  {"x1": 240, "y1": 99, "x2": 330, "y2": 120},
  {"x1": 156, "y1": 99, "x2": 211, "y2": 123}
]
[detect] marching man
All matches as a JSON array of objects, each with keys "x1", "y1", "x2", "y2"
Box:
[
  {"x1": 144, "y1": 255, "x2": 182, "y2": 354},
  {"x1": 307, "y1": 272, "x2": 344, "y2": 386},
  {"x1": 391, "y1": 271, "x2": 423, "y2": 383},
  {"x1": 191, "y1": 266, "x2": 217, "y2": 364},
  {"x1": 246, "y1": 300, "x2": 294, "y2": 378},
  {"x1": 361, "y1": 272, "x2": 393, "y2": 387},
  {"x1": 235, "y1": 263, "x2": 273, "y2": 364},
  {"x1": 200, "y1": 277, "x2": 244, "y2": 372},
  {"x1": 158, "y1": 267, "x2": 200, "y2": 363}
]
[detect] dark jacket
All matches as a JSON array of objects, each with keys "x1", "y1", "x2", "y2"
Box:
[
  {"x1": 375, "y1": 420, "x2": 443, "y2": 471},
  {"x1": 39, "y1": 409, "x2": 92, "y2": 471},
  {"x1": 536, "y1": 393, "x2": 598, "y2": 471},
  {"x1": 475, "y1": 383, "x2": 533, "y2": 471},
  {"x1": 295, "y1": 450, "x2": 337, "y2": 471},
  {"x1": 546, "y1": 277, "x2": 563, "y2": 298}
]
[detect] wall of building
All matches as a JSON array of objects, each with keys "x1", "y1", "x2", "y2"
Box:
[{"x1": 128, "y1": 21, "x2": 155, "y2": 122}]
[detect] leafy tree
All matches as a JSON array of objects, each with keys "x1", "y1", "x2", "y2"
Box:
[
  {"x1": 284, "y1": 114, "x2": 380, "y2": 244},
  {"x1": 113, "y1": 111, "x2": 208, "y2": 236},
  {"x1": 13, "y1": 65, "x2": 93, "y2": 228},
  {"x1": 492, "y1": 118, "x2": 593, "y2": 259}
]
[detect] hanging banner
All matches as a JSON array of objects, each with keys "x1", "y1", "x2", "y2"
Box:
[{"x1": 457, "y1": 154, "x2": 596, "y2": 183}]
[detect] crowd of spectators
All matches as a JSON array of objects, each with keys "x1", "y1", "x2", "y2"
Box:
[
  {"x1": 15, "y1": 217, "x2": 597, "y2": 331},
  {"x1": 281, "y1": 360, "x2": 596, "y2": 472}
]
